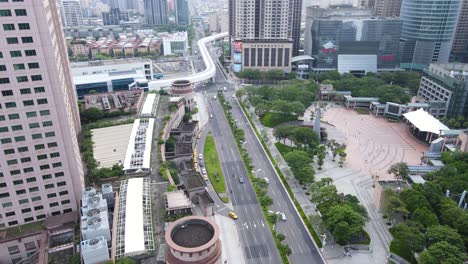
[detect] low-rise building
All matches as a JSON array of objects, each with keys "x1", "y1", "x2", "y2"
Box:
[
  {"x1": 71, "y1": 58, "x2": 154, "y2": 80},
  {"x1": 162, "y1": 32, "x2": 188, "y2": 56},
  {"x1": 417, "y1": 63, "x2": 468, "y2": 117}
]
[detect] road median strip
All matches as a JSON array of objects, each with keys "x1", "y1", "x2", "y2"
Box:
[{"x1": 204, "y1": 135, "x2": 229, "y2": 203}]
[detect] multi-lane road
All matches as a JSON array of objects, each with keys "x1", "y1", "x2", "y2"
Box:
[{"x1": 193, "y1": 62, "x2": 324, "y2": 263}]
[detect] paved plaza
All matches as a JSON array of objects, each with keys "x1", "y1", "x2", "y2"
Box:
[{"x1": 322, "y1": 106, "x2": 427, "y2": 180}]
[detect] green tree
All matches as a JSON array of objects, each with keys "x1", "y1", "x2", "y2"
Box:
[
  {"x1": 399, "y1": 189, "x2": 432, "y2": 213},
  {"x1": 383, "y1": 189, "x2": 409, "y2": 224},
  {"x1": 273, "y1": 125, "x2": 295, "y2": 143},
  {"x1": 390, "y1": 223, "x2": 426, "y2": 252},
  {"x1": 411, "y1": 207, "x2": 439, "y2": 228},
  {"x1": 317, "y1": 145, "x2": 326, "y2": 170},
  {"x1": 295, "y1": 166, "x2": 315, "y2": 185},
  {"x1": 80, "y1": 107, "x2": 105, "y2": 124},
  {"x1": 426, "y1": 225, "x2": 465, "y2": 252},
  {"x1": 290, "y1": 127, "x2": 319, "y2": 149},
  {"x1": 284, "y1": 150, "x2": 312, "y2": 173},
  {"x1": 419, "y1": 241, "x2": 466, "y2": 264},
  {"x1": 323, "y1": 204, "x2": 366, "y2": 244},
  {"x1": 388, "y1": 162, "x2": 409, "y2": 182},
  {"x1": 338, "y1": 149, "x2": 347, "y2": 167}
]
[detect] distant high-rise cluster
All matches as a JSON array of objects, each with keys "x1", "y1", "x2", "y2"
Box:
[
  {"x1": 229, "y1": 0, "x2": 303, "y2": 73},
  {"x1": 144, "y1": 0, "x2": 189, "y2": 25},
  {"x1": 0, "y1": 0, "x2": 84, "y2": 228}
]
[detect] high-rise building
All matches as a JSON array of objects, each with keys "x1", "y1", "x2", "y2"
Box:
[
  {"x1": 175, "y1": 0, "x2": 189, "y2": 25},
  {"x1": 305, "y1": 6, "x2": 401, "y2": 73},
  {"x1": 228, "y1": 0, "x2": 303, "y2": 73},
  {"x1": 451, "y1": 1, "x2": 468, "y2": 63},
  {"x1": 102, "y1": 8, "x2": 129, "y2": 25},
  {"x1": 374, "y1": 0, "x2": 401, "y2": 17},
  {"x1": 60, "y1": 0, "x2": 83, "y2": 27},
  {"x1": 0, "y1": 0, "x2": 84, "y2": 228},
  {"x1": 400, "y1": 0, "x2": 461, "y2": 70},
  {"x1": 144, "y1": 0, "x2": 168, "y2": 25}
]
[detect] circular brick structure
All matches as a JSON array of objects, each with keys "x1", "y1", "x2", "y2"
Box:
[
  {"x1": 171, "y1": 80, "x2": 194, "y2": 110},
  {"x1": 165, "y1": 216, "x2": 222, "y2": 264}
]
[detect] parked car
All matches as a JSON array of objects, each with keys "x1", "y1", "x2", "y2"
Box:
[
  {"x1": 201, "y1": 168, "x2": 206, "y2": 175},
  {"x1": 229, "y1": 211, "x2": 238, "y2": 219},
  {"x1": 198, "y1": 154, "x2": 203, "y2": 160}
]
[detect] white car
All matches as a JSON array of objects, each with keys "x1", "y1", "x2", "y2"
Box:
[
  {"x1": 198, "y1": 154, "x2": 203, "y2": 160},
  {"x1": 263, "y1": 177, "x2": 269, "y2": 184},
  {"x1": 201, "y1": 168, "x2": 207, "y2": 175},
  {"x1": 276, "y1": 211, "x2": 286, "y2": 221}
]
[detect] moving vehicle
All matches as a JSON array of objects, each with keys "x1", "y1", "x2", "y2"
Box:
[
  {"x1": 276, "y1": 211, "x2": 287, "y2": 221},
  {"x1": 201, "y1": 168, "x2": 207, "y2": 175},
  {"x1": 197, "y1": 133, "x2": 201, "y2": 139},
  {"x1": 239, "y1": 175, "x2": 244, "y2": 183},
  {"x1": 229, "y1": 211, "x2": 238, "y2": 219},
  {"x1": 263, "y1": 177, "x2": 269, "y2": 184},
  {"x1": 198, "y1": 154, "x2": 203, "y2": 160}
]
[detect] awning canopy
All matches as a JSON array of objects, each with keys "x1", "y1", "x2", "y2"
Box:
[{"x1": 403, "y1": 109, "x2": 449, "y2": 135}]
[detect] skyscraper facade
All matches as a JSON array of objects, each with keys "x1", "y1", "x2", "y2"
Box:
[
  {"x1": 306, "y1": 7, "x2": 402, "y2": 72},
  {"x1": 175, "y1": 0, "x2": 189, "y2": 25},
  {"x1": 144, "y1": 0, "x2": 168, "y2": 25},
  {"x1": 374, "y1": 0, "x2": 401, "y2": 17},
  {"x1": 451, "y1": 1, "x2": 468, "y2": 62},
  {"x1": 400, "y1": 0, "x2": 461, "y2": 70},
  {"x1": 102, "y1": 8, "x2": 130, "y2": 25},
  {"x1": 60, "y1": 0, "x2": 83, "y2": 27},
  {"x1": 229, "y1": 0, "x2": 303, "y2": 72},
  {"x1": 0, "y1": 0, "x2": 84, "y2": 228}
]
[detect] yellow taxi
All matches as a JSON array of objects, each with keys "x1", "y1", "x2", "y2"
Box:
[{"x1": 228, "y1": 211, "x2": 238, "y2": 220}]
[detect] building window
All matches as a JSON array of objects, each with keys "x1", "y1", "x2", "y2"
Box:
[
  {"x1": 10, "y1": 50, "x2": 21, "y2": 57},
  {"x1": 50, "y1": 152, "x2": 60, "y2": 158},
  {"x1": 21, "y1": 88, "x2": 31, "y2": 94},
  {"x1": 14, "y1": 136, "x2": 25, "y2": 142},
  {"x1": 32, "y1": 133, "x2": 42, "y2": 139},
  {"x1": 33, "y1": 205, "x2": 43, "y2": 211},
  {"x1": 16, "y1": 189, "x2": 26, "y2": 195},
  {"x1": 45, "y1": 184, "x2": 54, "y2": 189},
  {"x1": 6, "y1": 211, "x2": 16, "y2": 217},
  {"x1": 59, "y1": 190, "x2": 68, "y2": 196},
  {"x1": 8, "y1": 113, "x2": 19, "y2": 119},
  {"x1": 0, "y1": 65, "x2": 5, "y2": 71},
  {"x1": 24, "y1": 217, "x2": 33, "y2": 222},
  {"x1": 19, "y1": 199, "x2": 28, "y2": 204},
  {"x1": 13, "y1": 179, "x2": 23, "y2": 185},
  {"x1": 39, "y1": 110, "x2": 50, "y2": 116},
  {"x1": 26, "y1": 177, "x2": 35, "y2": 182},
  {"x1": 5, "y1": 102, "x2": 16, "y2": 108},
  {"x1": 11, "y1": 125, "x2": 22, "y2": 131},
  {"x1": 28, "y1": 63, "x2": 39, "y2": 69},
  {"x1": 0, "y1": 126, "x2": 8, "y2": 133},
  {"x1": 34, "y1": 87, "x2": 45, "y2": 93},
  {"x1": 47, "y1": 193, "x2": 56, "y2": 198},
  {"x1": 10, "y1": 169, "x2": 20, "y2": 175},
  {"x1": 21, "y1": 157, "x2": 31, "y2": 163},
  {"x1": 0, "y1": 77, "x2": 10, "y2": 84},
  {"x1": 18, "y1": 146, "x2": 28, "y2": 152},
  {"x1": 37, "y1": 98, "x2": 47, "y2": 104},
  {"x1": 18, "y1": 23, "x2": 30, "y2": 30},
  {"x1": 23, "y1": 167, "x2": 33, "y2": 173},
  {"x1": 26, "y1": 111, "x2": 36, "y2": 118},
  {"x1": 8, "y1": 245, "x2": 20, "y2": 255},
  {"x1": 55, "y1": 172, "x2": 64, "y2": 177},
  {"x1": 21, "y1": 37, "x2": 33, "y2": 43},
  {"x1": 14, "y1": 9, "x2": 27, "y2": 16},
  {"x1": 2, "y1": 202, "x2": 13, "y2": 208},
  {"x1": 14, "y1": 63, "x2": 25, "y2": 70},
  {"x1": 17, "y1": 76, "x2": 28, "y2": 82},
  {"x1": 2, "y1": 90, "x2": 13, "y2": 96},
  {"x1": 7, "y1": 159, "x2": 18, "y2": 165},
  {"x1": 4, "y1": 149, "x2": 14, "y2": 155},
  {"x1": 36, "y1": 214, "x2": 45, "y2": 219},
  {"x1": 2, "y1": 24, "x2": 15, "y2": 30},
  {"x1": 29, "y1": 187, "x2": 39, "y2": 192},
  {"x1": 6, "y1": 37, "x2": 19, "y2": 44},
  {"x1": 1, "y1": 138, "x2": 12, "y2": 144},
  {"x1": 29, "y1": 122, "x2": 39, "y2": 128},
  {"x1": 34, "y1": 144, "x2": 45, "y2": 150},
  {"x1": 31, "y1": 196, "x2": 41, "y2": 202},
  {"x1": 61, "y1": 200, "x2": 70, "y2": 205},
  {"x1": 57, "y1": 181, "x2": 66, "y2": 187},
  {"x1": 21, "y1": 208, "x2": 31, "y2": 213},
  {"x1": 48, "y1": 142, "x2": 58, "y2": 148},
  {"x1": 25, "y1": 50, "x2": 36, "y2": 56},
  {"x1": 0, "y1": 10, "x2": 13, "y2": 17},
  {"x1": 31, "y1": 75, "x2": 42, "y2": 81},
  {"x1": 40, "y1": 164, "x2": 50, "y2": 170},
  {"x1": 45, "y1": 132, "x2": 55, "y2": 138},
  {"x1": 42, "y1": 174, "x2": 51, "y2": 180},
  {"x1": 37, "y1": 155, "x2": 47, "y2": 160}
]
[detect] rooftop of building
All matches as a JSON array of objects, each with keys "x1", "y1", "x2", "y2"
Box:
[
  {"x1": 73, "y1": 70, "x2": 147, "y2": 85},
  {"x1": 427, "y1": 63, "x2": 468, "y2": 80},
  {"x1": 170, "y1": 218, "x2": 215, "y2": 248},
  {"x1": 166, "y1": 190, "x2": 193, "y2": 210},
  {"x1": 181, "y1": 173, "x2": 206, "y2": 190},
  {"x1": 91, "y1": 123, "x2": 133, "y2": 168},
  {"x1": 71, "y1": 58, "x2": 152, "y2": 68}
]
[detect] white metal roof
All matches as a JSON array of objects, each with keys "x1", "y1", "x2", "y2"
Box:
[
  {"x1": 141, "y1": 94, "x2": 157, "y2": 116},
  {"x1": 91, "y1": 124, "x2": 133, "y2": 168},
  {"x1": 124, "y1": 178, "x2": 145, "y2": 254},
  {"x1": 403, "y1": 108, "x2": 449, "y2": 135},
  {"x1": 123, "y1": 118, "x2": 154, "y2": 172}
]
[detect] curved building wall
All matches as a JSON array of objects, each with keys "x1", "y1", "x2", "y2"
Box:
[
  {"x1": 400, "y1": 0, "x2": 461, "y2": 69},
  {"x1": 165, "y1": 216, "x2": 222, "y2": 264},
  {"x1": 171, "y1": 80, "x2": 194, "y2": 110}
]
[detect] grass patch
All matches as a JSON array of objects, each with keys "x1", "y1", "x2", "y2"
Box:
[
  {"x1": 390, "y1": 239, "x2": 418, "y2": 264},
  {"x1": 260, "y1": 112, "x2": 298, "y2": 128},
  {"x1": 354, "y1": 108, "x2": 369, "y2": 115},
  {"x1": 274, "y1": 142, "x2": 296, "y2": 156},
  {"x1": 204, "y1": 135, "x2": 228, "y2": 200},
  {"x1": 4, "y1": 221, "x2": 44, "y2": 239}
]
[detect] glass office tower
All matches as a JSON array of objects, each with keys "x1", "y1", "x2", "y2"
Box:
[{"x1": 400, "y1": 0, "x2": 461, "y2": 70}]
